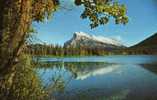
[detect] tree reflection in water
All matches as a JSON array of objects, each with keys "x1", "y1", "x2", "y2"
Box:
[
  {"x1": 36, "y1": 62, "x2": 130, "y2": 100},
  {"x1": 35, "y1": 61, "x2": 157, "y2": 100}
]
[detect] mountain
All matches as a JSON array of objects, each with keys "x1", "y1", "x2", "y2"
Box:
[
  {"x1": 128, "y1": 33, "x2": 157, "y2": 54},
  {"x1": 132, "y1": 33, "x2": 157, "y2": 48},
  {"x1": 64, "y1": 32, "x2": 125, "y2": 50}
]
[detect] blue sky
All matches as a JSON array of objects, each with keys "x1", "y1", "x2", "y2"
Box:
[{"x1": 34, "y1": 0, "x2": 157, "y2": 46}]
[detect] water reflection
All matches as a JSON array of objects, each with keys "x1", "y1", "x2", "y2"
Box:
[
  {"x1": 37, "y1": 55, "x2": 157, "y2": 100},
  {"x1": 36, "y1": 60, "x2": 157, "y2": 100},
  {"x1": 37, "y1": 62, "x2": 122, "y2": 81},
  {"x1": 140, "y1": 64, "x2": 157, "y2": 75},
  {"x1": 67, "y1": 62, "x2": 123, "y2": 81},
  {"x1": 37, "y1": 55, "x2": 157, "y2": 64}
]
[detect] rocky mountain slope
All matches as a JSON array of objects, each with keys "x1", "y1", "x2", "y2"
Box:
[{"x1": 64, "y1": 32, "x2": 125, "y2": 50}]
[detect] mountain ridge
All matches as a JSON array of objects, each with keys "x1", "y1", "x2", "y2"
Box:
[
  {"x1": 64, "y1": 32, "x2": 125, "y2": 50},
  {"x1": 122, "y1": 32, "x2": 157, "y2": 54},
  {"x1": 132, "y1": 33, "x2": 157, "y2": 48}
]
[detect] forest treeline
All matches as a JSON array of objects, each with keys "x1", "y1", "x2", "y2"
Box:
[
  {"x1": 25, "y1": 44, "x2": 112, "y2": 56},
  {"x1": 25, "y1": 44, "x2": 157, "y2": 56}
]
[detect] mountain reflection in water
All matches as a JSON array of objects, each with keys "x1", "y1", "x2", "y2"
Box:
[{"x1": 36, "y1": 56, "x2": 157, "y2": 100}]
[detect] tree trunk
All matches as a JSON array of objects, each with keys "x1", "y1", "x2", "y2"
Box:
[{"x1": 0, "y1": 0, "x2": 32, "y2": 76}]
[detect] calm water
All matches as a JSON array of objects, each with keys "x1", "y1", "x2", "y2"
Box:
[{"x1": 36, "y1": 55, "x2": 157, "y2": 100}]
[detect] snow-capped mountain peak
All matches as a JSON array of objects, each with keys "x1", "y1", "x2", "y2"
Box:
[
  {"x1": 74, "y1": 32, "x2": 122, "y2": 46},
  {"x1": 64, "y1": 32, "x2": 125, "y2": 49},
  {"x1": 74, "y1": 32, "x2": 91, "y2": 37}
]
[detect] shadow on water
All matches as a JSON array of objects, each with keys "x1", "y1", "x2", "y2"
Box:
[
  {"x1": 36, "y1": 58, "x2": 157, "y2": 100},
  {"x1": 140, "y1": 64, "x2": 157, "y2": 75}
]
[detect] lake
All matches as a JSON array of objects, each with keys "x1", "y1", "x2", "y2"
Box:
[{"x1": 36, "y1": 55, "x2": 157, "y2": 100}]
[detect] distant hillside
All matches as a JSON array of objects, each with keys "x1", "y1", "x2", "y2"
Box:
[
  {"x1": 132, "y1": 33, "x2": 157, "y2": 48},
  {"x1": 127, "y1": 33, "x2": 157, "y2": 54}
]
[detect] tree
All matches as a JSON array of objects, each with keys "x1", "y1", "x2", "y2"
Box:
[
  {"x1": 75, "y1": 0, "x2": 128, "y2": 28},
  {"x1": 0, "y1": 0, "x2": 59, "y2": 75},
  {"x1": 0, "y1": 0, "x2": 59, "y2": 99}
]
